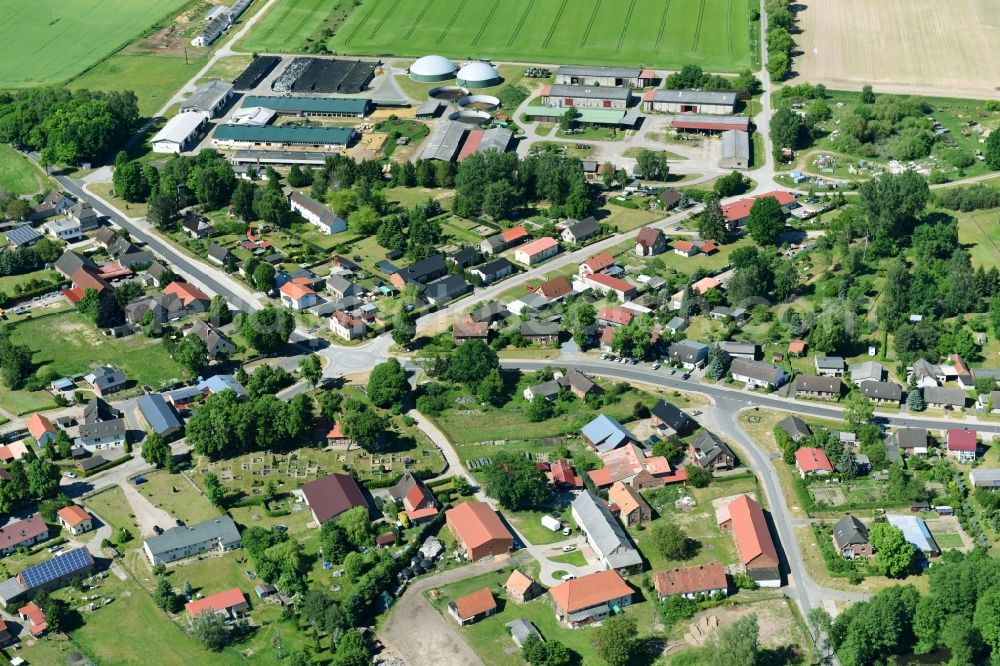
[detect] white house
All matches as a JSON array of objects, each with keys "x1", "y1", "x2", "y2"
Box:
[
  {"x1": 330, "y1": 311, "x2": 366, "y2": 340},
  {"x1": 151, "y1": 112, "x2": 208, "y2": 154},
  {"x1": 289, "y1": 191, "x2": 347, "y2": 234},
  {"x1": 45, "y1": 218, "x2": 82, "y2": 241},
  {"x1": 279, "y1": 282, "x2": 318, "y2": 310},
  {"x1": 730, "y1": 359, "x2": 787, "y2": 389}
]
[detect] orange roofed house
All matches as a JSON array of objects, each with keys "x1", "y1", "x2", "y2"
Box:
[
  {"x1": 505, "y1": 569, "x2": 542, "y2": 603},
  {"x1": 56, "y1": 505, "x2": 93, "y2": 536},
  {"x1": 445, "y1": 501, "x2": 514, "y2": 561},
  {"x1": 652, "y1": 563, "x2": 728, "y2": 601},
  {"x1": 388, "y1": 471, "x2": 439, "y2": 525},
  {"x1": 514, "y1": 237, "x2": 560, "y2": 266},
  {"x1": 588, "y1": 442, "x2": 686, "y2": 489},
  {"x1": 18, "y1": 602, "x2": 47, "y2": 636},
  {"x1": 162, "y1": 281, "x2": 210, "y2": 310},
  {"x1": 448, "y1": 587, "x2": 496, "y2": 626},
  {"x1": 549, "y1": 569, "x2": 634, "y2": 627},
  {"x1": 27, "y1": 413, "x2": 58, "y2": 446},
  {"x1": 184, "y1": 588, "x2": 249, "y2": 619},
  {"x1": 717, "y1": 495, "x2": 781, "y2": 587},
  {"x1": 279, "y1": 281, "x2": 319, "y2": 310}
]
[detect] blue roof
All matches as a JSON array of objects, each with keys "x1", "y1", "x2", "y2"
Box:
[
  {"x1": 137, "y1": 394, "x2": 183, "y2": 435},
  {"x1": 51, "y1": 378, "x2": 75, "y2": 391},
  {"x1": 6, "y1": 225, "x2": 41, "y2": 247},
  {"x1": 19, "y1": 547, "x2": 93, "y2": 589},
  {"x1": 886, "y1": 515, "x2": 939, "y2": 554},
  {"x1": 197, "y1": 375, "x2": 247, "y2": 398},
  {"x1": 581, "y1": 414, "x2": 636, "y2": 453}
]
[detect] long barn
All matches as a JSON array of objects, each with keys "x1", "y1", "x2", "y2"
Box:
[{"x1": 643, "y1": 89, "x2": 738, "y2": 115}]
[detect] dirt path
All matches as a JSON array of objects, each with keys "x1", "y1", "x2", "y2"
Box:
[
  {"x1": 379, "y1": 554, "x2": 528, "y2": 666},
  {"x1": 120, "y1": 480, "x2": 174, "y2": 537}
]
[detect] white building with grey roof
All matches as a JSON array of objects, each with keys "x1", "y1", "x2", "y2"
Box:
[
  {"x1": 720, "y1": 130, "x2": 750, "y2": 170},
  {"x1": 571, "y1": 491, "x2": 643, "y2": 572},
  {"x1": 540, "y1": 84, "x2": 633, "y2": 109},
  {"x1": 554, "y1": 65, "x2": 653, "y2": 88},
  {"x1": 152, "y1": 112, "x2": 208, "y2": 154},
  {"x1": 642, "y1": 89, "x2": 738, "y2": 115},
  {"x1": 420, "y1": 122, "x2": 467, "y2": 162},
  {"x1": 180, "y1": 79, "x2": 234, "y2": 118},
  {"x1": 143, "y1": 516, "x2": 241, "y2": 565}
]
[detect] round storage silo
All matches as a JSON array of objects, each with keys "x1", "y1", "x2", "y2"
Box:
[
  {"x1": 409, "y1": 55, "x2": 457, "y2": 82},
  {"x1": 456, "y1": 61, "x2": 501, "y2": 89}
]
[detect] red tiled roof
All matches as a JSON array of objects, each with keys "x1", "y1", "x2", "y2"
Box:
[
  {"x1": 691, "y1": 277, "x2": 721, "y2": 294},
  {"x1": 700, "y1": 241, "x2": 718, "y2": 253},
  {"x1": 446, "y1": 501, "x2": 512, "y2": 550},
  {"x1": 517, "y1": 236, "x2": 558, "y2": 257},
  {"x1": 727, "y1": 495, "x2": 778, "y2": 566},
  {"x1": 639, "y1": 69, "x2": 656, "y2": 80},
  {"x1": 326, "y1": 421, "x2": 345, "y2": 440},
  {"x1": 279, "y1": 281, "x2": 316, "y2": 300},
  {"x1": 185, "y1": 588, "x2": 246, "y2": 617},
  {"x1": 609, "y1": 481, "x2": 648, "y2": 518},
  {"x1": 505, "y1": 570, "x2": 535, "y2": 595},
  {"x1": 452, "y1": 587, "x2": 496, "y2": 619},
  {"x1": 642, "y1": 88, "x2": 656, "y2": 102},
  {"x1": 18, "y1": 602, "x2": 46, "y2": 634},
  {"x1": 795, "y1": 447, "x2": 833, "y2": 473},
  {"x1": 671, "y1": 117, "x2": 750, "y2": 131},
  {"x1": 722, "y1": 198, "x2": 755, "y2": 223},
  {"x1": 540, "y1": 84, "x2": 552, "y2": 97},
  {"x1": 550, "y1": 570, "x2": 633, "y2": 614},
  {"x1": 456, "y1": 129, "x2": 485, "y2": 162},
  {"x1": 548, "y1": 459, "x2": 582, "y2": 487},
  {"x1": 403, "y1": 482, "x2": 438, "y2": 521},
  {"x1": 586, "y1": 273, "x2": 634, "y2": 294},
  {"x1": 163, "y1": 281, "x2": 209, "y2": 306},
  {"x1": 56, "y1": 505, "x2": 90, "y2": 527},
  {"x1": 652, "y1": 564, "x2": 727, "y2": 597},
  {"x1": 453, "y1": 320, "x2": 489, "y2": 338},
  {"x1": 788, "y1": 340, "x2": 807, "y2": 354},
  {"x1": 947, "y1": 429, "x2": 977, "y2": 452},
  {"x1": 27, "y1": 413, "x2": 56, "y2": 442},
  {"x1": 70, "y1": 267, "x2": 111, "y2": 292},
  {"x1": 501, "y1": 226, "x2": 529, "y2": 243},
  {"x1": 599, "y1": 307, "x2": 633, "y2": 326},
  {"x1": 301, "y1": 473, "x2": 369, "y2": 523},
  {"x1": 538, "y1": 276, "x2": 572, "y2": 300},
  {"x1": 584, "y1": 251, "x2": 615, "y2": 273},
  {"x1": 0, "y1": 513, "x2": 47, "y2": 548},
  {"x1": 674, "y1": 240, "x2": 697, "y2": 254},
  {"x1": 636, "y1": 227, "x2": 662, "y2": 247}
]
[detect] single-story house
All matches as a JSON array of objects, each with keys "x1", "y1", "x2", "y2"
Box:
[
  {"x1": 794, "y1": 447, "x2": 834, "y2": 478},
  {"x1": 549, "y1": 569, "x2": 634, "y2": 627},
  {"x1": 894, "y1": 428, "x2": 928, "y2": 456},
  {"x1": 792, "y1": 375, "x2": 842, "y2": 400},
  {"x1": 520, "y1": 321, "x2": 560, "y2": 345},
  {"x1": 859, "y1": 381, "x2": 903, "y2": 404},
  {"x1": 730, "y1": 359, "x2": 787, "y2": 389},
  {"x1": 561, "y1": 217, "x2": 601, "y2": 244},
  {"x1": 923, "y1": 386, "x2": 966, "y2": 410},
  {"x1": 185, "y1": 588, "x2": 249, "y2": 620},
  {"x1": 815, "y1": 356, "x2": 846, "y2": 377},
  {"x1": 652, "y1": 564, "x2": 728, "y2": 601},
  {"x1": 449, "y1": 588, "x2": 496, "y2": 626},
  {"x1": 668, "y1": 340, "x2": 709, "y2": 369},
  {"x1": 514, "y1": 237, "x2": 560, "y2": 266},
  {"x1": 778, "y1": 415, "x2": 812, "y2": 442},
  {"x1": 56, "y1": 505, "x2": 93, "y2": 536}
]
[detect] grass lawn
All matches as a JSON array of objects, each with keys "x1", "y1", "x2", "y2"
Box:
[
  {"x1": 196, "y1": 55, "x2": 254, "y2": 86},
  {"x1": 321, "y1": 0, "x2": 753, "y2": 71},
  {"x1": 9, "y1": 310, "x2": 189, "y2": 389},
  {"x1": 507, "y1": 507, "x2": 573, "y2": 546},
  {"x1": 162, "y1": 550, "x2": 257, "y2": 597},
  {"x1": 548, "y1": 550, "x2": 586, "y2": 567},
  {"x1": 429, "y1": 565, "x2": 658, "y2": 666},
  {"x1": 68, "y1": 51, "x2": 209, "y2": 118},
  {"x1": 0, "y1": 388, "x2": 56, "y2": 416},
  {"x1": 601, "y1": 204, "x2": 661, "y2": 233},
  {"x1": 0, "y1": 144, "x2": 47, "y2": 195},
  {"x1": 88, "y1": 181, "x2": 148, "y2": 218},
  {"x1": 0, "y1": 0, "x2": 189, "y2": 87},
  {"x1": 636, "y1": 475, "x2": 758, "y2": 572},
  {"x1": 384, "y1": 186, "x2": 454, "y2": 211},
  {"x1": 135, "y1": 471, "x2": 221, "y2": 525},
  {"x1": 0, "y1": 268, "x2": 62, "y2": 295},
  {"x1": 86, "y1": 485, "x2": 142, "y2": 537},
  {"x1": 956, "y1": 208, "x2": 1000, "y2": 268},
  {"x1": 70, "y1": 577, "x2": 284, "y2": 666},
  {"x1": 933, "y1": 531, "x2": 965, "y2": 549}
]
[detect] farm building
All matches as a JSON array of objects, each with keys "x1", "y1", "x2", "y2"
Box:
[
  {"x1": 717, "y1": 495, "x2": 781, "y2": 587},
  {"x1": 233, "y1": 55, "x2": 280, "y2": 91},
  {"x1": 671, "y1": 114, "x2": 750, "y2": 134},
  {"x1": 151, "y1": 113, "x2": 208, "y2": 154},
  {"x1": 180, "y1": 80, "x2": 234, "y2": 118},
  {"x1": 540, "y1": 84, "x2": 633, "y2": 109},
  {"x1": 554, "y1": 65, "x2": 653, "y2": 88},
  {"x1": 886, "y1": 515, "x2": 940, "y2": 557},
  {"x1": 211, "y1": 125, "x2": 357, "y2": 151},
  {"x1": 642, "y1": 89, "x2": 738, "y2": 115},
  {"x1": 456, "y1": 61, "x2": 501, "y2": 88},
  {"x1": 242, "y1": 95, "x2": 371, "y2": 118},
  {"x1": 455, "y1": 127, "x2": 514, "y2": 162},
  {"x1": 522, "y1": 106, "x2": 638, "y2": 128},
  {"x1": 720, "y1": 130, "x2": 750, "y2": 169},
  {"x1": 420, "y1": 122, "x2": 467, "y2": 162},
  {"x1": 409, "y1": 55, "x2": 457, "y2": 82}
]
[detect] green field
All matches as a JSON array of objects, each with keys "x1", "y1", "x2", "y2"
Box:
[
  {"x1": 246, "y1": 0, "x2": 754, "y2": 71},
  {"x1": 0, "y1": 0, "x2": 189, "y2": 87},
  {"x1": 10, "y1": 311, "x2": 189, "y2": 389},
  {"x1": 0, "y1": 145, "x2": 46, "y2": 195},
  {"x1": 69, "y1": 51, "x2": 210, "y2": 118}
]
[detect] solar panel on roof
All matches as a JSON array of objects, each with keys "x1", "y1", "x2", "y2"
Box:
[{"x1": 19, "y1": 547, "x2": 92, "y2": 589}]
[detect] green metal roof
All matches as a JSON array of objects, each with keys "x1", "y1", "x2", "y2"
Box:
[
  {"x1": 523, "y1": 106, "x2": 626, "y2": 125},
  {"x1": 243, "y1": 95, "x2": 369, "y2": 114},
  {"x1": 213, "y1": 124, "x2": 356, "y2": 145}
]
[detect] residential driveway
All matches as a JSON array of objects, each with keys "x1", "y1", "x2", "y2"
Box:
[
  {"x1": 379, "y1": 554, "x2": 528, "y2": 666},
  {"x1": 119, "y1": 480, "x2": 173, "y2": 536}
]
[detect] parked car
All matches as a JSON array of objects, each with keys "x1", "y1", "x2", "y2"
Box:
[
  {"x1": 561, "y1": 545, "x2": 576, "y2": 552},
  {"x1": 651, "y1": 363, "x2": 660, "y2": 370},
  {"x1": 63, "y1": 472, "x2": 76, "y2": 479},
  {"x1": 153, "y1": 526, "x2": 163, "y2": 535},
  {"x1": 561, "y1": 573, "x2": 576, "y2": 581}
]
